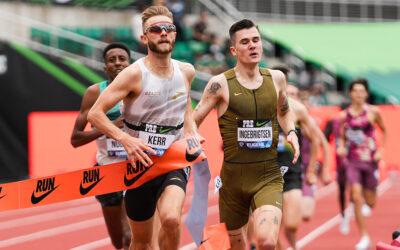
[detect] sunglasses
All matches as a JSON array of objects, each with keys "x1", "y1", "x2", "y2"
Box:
[{"x1": 144, "y1": 22, "x2": 176, "y2": 34}]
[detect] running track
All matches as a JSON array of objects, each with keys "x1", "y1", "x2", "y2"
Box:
[{"x1": 0, "y1": 171, "x2": 399, "y2": 250}]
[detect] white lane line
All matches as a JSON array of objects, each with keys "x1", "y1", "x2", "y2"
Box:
[
  {"x1": 0, "y1": 197, "x2": 96, "y2": 219},
  {"x1": 293, "y1": 178, "x2": 393, "y2": 250},
  {"x1": 0, "y1": 203, "x2": 100, "y2": 230},
  {"x1": 70, "y1": 238, "x2": 111, "y2": 250},
  {"x1": 0, "y1": 217, "x2": 104, "y2": 248}
]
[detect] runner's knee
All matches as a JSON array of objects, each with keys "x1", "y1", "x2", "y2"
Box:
[
  {"x1": 256, "y1": 237, "x2": 277, "y2": 250},
  {"x1": 161, "y1": 215, "x2": 180, "y2": 231}
]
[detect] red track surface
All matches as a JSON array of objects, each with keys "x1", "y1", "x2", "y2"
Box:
[{"x1": 0, "y1": 173, "x2": 399, "y2": 250}]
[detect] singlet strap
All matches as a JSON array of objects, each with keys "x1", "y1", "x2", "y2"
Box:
[
  {"x1": 99, "y1": 80, "x2": 108, "y2": 94},
  {"x1": 259, "y1": 67, "x2": 271, "y2": 76},
  {"x1": 224, "y1": 69, "x2": 236, "y2": 81}
]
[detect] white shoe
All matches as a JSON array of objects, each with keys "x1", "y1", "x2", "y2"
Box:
[
  {"x1": 340, "y1": 214, "x2": 350, "y2": 235},
  {"x1": 362, "y1": 204, "x2": 372, "y2": 217},
  {"x1": 355, "y1": 235, "x2": 371, "y2": 250},
  {"x1": 349, "y1": 202, "x2": 354, "y2": 218}
]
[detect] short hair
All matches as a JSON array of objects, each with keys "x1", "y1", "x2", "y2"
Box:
[
  {"x1": 272, "y1": 65, "x2": 290, "y2": 80},
  {"x1": 229, "y1": 19, "x2": 259, "y2": 42},
  {"x1": 102, "y1": 43, "x2": 131, "y2": 61},
  {"x1": 142, "y1": 6, "x2": 173, "y2": 31},
  {"x1": 349, "y1": 78, "x2": 369, "y2": 93}
]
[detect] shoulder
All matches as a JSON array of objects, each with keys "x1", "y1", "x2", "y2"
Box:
[
  {"x1": 85, "y1": 83, "x2": 100, "y2": 98},
  {"x1": 209, "y1": 73, "x2": 228, "y2": 88},
  {"x1": 368, "y1": 104, "x2": 379, "y2": 113},
  {"x1": 269, "y1": 69, "x2": 286, "y2": 86},
  {"x1": 177, "y1": 60, "x2": 195, "y2": 79},
  {"x1": 290, "y1": 98, "x2": 308, "y2": 115},
  {"x1": 120, "y1": 61, "x2": 142, "y2": 83}
]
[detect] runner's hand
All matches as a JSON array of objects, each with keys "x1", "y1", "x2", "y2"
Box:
[
  {"x1": 373, "y1": 149, "x2": 382, "y2": 163},
  {"x1": 337, "y1": 146, "x2": 347, "y2": 157},
  {"x1": 306, "y1": 171, "x2": 317, "y2": 185},
  {"x1": 321, "y1": 170, "x2": 332, "y2": 185},
  {"x1": 287, "y1": 131, "x2": 300, "y2": 164},
  {"x1": 185, "y1": 132, "x2": 205, "y2": 144},
  {"x1": 121, "y1": 134, "x2": 156, "y2": 166}
]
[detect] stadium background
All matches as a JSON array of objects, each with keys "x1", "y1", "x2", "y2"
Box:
[{"x1": 0, "y1": 0, "x2": 399, "y2": 249}]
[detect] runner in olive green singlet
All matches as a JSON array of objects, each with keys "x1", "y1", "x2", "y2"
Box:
[
  {"x1": 192, "y1": 19, "x2": 299, "y2": 249},
  {"x1": 218, "y1": 68, "x2": 283, "y2": 230}
]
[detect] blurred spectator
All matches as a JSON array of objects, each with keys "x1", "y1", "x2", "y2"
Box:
[
  {"x1": 209, "y1": 33, "x2": 225, "y2": 61},
  {"x1": 166, "y1": 0, "x2": 186, "y2": 41},
  {"x1": 192, "y1": 10, "x2": 211, "y2": 43},
  {"x1": 101, "y1": 32, "x2": 114, "y2": 43},
  {"x1": 131, "y1": 4, "x2": 148, "y2": 53},
  {"x1": 308, "y1": 83, "x2": 328, "y2": 106},
  {"x1": 299, "y1": 63, "x2": 317, "y2": 90}
]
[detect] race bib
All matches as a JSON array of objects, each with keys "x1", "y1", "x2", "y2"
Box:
[
  {"x1": 237, "y1": 119, "x2": 273, "y2": 149},
  {"x1": 277, "y1": 132, "x2": 285, "y2": 152},
  {"x1": 106, "y1": 138, "x2": 127, "y2": 157},
  {"x1": 346, "y1": 128, "x2": 365, "y2": 144},
  {"x1": 138, "y1": 131, "x2": 176, "y2": 156}
]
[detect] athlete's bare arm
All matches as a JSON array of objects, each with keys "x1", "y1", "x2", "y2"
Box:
[
  {"x1": 193, "y1": 73, "x2": 229, "y2": 127},
  {"x1": 71, "y1": 84, "x2": 123, "y2": 147},
  {"x1": 271, "y1": 69, "x2": 299, "y2": 164},
  {"x1": 88, "y1": 63, "x2": 156, "y2": 166},
  {"x1": 337, "y1": 111, "x2": 347, "y2": 157},
  {"x1": 179, "y1": 62, "x2": 202, "y2": 140},
  {"x1": 316, "y1": 124, "x2": 331, "y2": 184},
  {"x1": 371, "y1": 105, "x2": 387, "y2": 162},
  {"x1": 291, "y1": 98, "x2": 320, "y2": 185}
]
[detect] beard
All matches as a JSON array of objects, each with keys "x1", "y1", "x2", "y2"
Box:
[{"x1": 148, "y1": 39, "x2": 175, "y2": 54}]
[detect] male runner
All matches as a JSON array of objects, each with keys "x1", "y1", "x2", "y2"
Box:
[
  {"x1": 193, "y1": 19, "x2": 299, "y2": 250},
  {"x1": 271, "y1": 65, "x2": 320, "y2": 250},
  {"x1": 88, "y1": 6, "x2": 199, "y2": 250},
  {"x1": 71, "y1": 42, "x2": 131, "y2": 249},
  {"x1": 286, "y1": 83, "x2": 331, "y2": 221},
  {"x1": 338, "y1": 78, "x2": 386, "y2": 250}
]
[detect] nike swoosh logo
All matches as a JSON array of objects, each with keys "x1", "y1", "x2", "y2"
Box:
[
  {"x1": 256, "y1": 121, "x2": 268, "y2": 127},
  {"x1": 124, "y1": 165, "x2": 153, "y2": 187},
  {"x1": 234, "y1": 92, "x2": 242, "y2": 96},
  {"x1": 79, "y1": 176, "x2": 104, "y2": 196},
  {"x1": 31, "y1": 185, "x2": 59, "y2": 204},
  {"x1": 200, "y1": 238, "x2": 210, "y2": 244},
  {"x1": 185, "y1": 148, "x2": 202, "y2": 162},
  {"x1": 159, "y1": 128, "x2": 172, "y2": 134},
  {"x1": 172, "y1": 92, "x2": 185, "y2": 100},
  {"x1": 0, "y1": 194, "x2": 6, "y2": 200}
]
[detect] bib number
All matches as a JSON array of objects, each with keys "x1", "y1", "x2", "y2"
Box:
[
  {"x1": 237, "y1": 119, "x2": 273, "y2": 149},
  {"x1": 138, "y1": 131, "x2": 175, "y2": 156},
  {"x1": 346, "y1": 128, "x2": 365, "y2": 144},
  {"x1": 106, "y1": 138, "x2": 127, "y2": 157}
]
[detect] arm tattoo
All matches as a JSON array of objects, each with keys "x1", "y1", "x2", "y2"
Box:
[
  {"x1": 258, "y1": 218, "x2": 267, "y2": 226},
  {"x1": 279, "y1": 92, "x2": 289, "y2": 115},
  {"x1": 274, "y1": 216, "x2": 279, "y2": 225},
  {"x1": 208, "y1": 82, "x2": 221, "y2": 95}
]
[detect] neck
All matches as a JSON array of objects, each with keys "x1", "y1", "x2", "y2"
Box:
[
  {"x1": 351, "y1": 102, "x2": 365, "y2": 112},
  {"x1": 145, "y1": 52, "x2": 172, "y2": 74},
  {"x1": 235, "y1": 61, "x2": 260, "y2": 81}
]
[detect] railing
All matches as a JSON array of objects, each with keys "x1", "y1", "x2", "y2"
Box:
[
  {"x1": 225, "y1": 0, "x2": 400, "y2": 22},
  {"x1": 0, "y1": 8, "x2": 212, "y2": 97}
]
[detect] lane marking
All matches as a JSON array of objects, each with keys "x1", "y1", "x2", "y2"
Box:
[
  {"x1": 0, "y1": 218, "x2": 104, "y2": 248},
  {"x1": 0, "y1": 197, "x2": 95, "y2": 220},
  {"x1": 70, "y1": 238, "x2": 111, "y2": 250},
  {"x1": 292, "y1": 178, "x2": 393, "y2": 250},
  {"x1": 0, "y1": 203, "x2": 100, "y2": 230}
]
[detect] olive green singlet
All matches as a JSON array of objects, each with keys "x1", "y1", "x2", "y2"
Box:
[{"x1": 218, "y1": 68, "x2": 278, "y2": 163}]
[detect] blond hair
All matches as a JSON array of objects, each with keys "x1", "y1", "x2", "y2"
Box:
[{"x1": 141, "y1": 6, "x2": 173, "y2": 31}]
